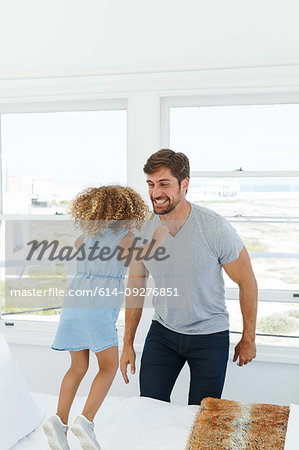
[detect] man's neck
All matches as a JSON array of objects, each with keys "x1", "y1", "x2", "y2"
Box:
[{"x1": 159, "y1": 201, "x2": 191, "y2": 236}]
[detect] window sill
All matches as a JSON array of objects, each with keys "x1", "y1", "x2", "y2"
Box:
[{"x1": 1, "y1": 318, "x2": 299, "y2": 365}]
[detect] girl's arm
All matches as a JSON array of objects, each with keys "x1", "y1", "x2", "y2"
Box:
[
  {"x1": 119, "y1": 225, "x2": 169, "y2": 263},
  {"x1": 74, "y1": 234, "x2": 85, "y2": 249}
]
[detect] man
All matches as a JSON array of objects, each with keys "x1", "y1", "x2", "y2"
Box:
[{"x1": 120, "y1": 149, "x2": 257, "y2": 405}]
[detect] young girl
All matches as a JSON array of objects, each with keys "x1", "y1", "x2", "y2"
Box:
[{"x1": 43, "y1": 185, "x2": 168, "y2": 450}]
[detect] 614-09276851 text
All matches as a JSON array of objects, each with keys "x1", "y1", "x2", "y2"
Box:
[
  {"x1": 84, "y1": 287, "x2": 179, "y2": 297},
  {"x1": 9, "y1": 287, "x2": 179, "y2": 298}
]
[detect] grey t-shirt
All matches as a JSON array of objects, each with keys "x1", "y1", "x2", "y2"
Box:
[{"x1": 138, "y1": 202, "x2": 244, "y2": 335}]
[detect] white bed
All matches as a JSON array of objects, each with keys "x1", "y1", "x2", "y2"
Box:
[
  {"x1": 1, "y1": 333, "x2": 196, "y2": 450},
  {"x1": 12, "y1": 393, "x2": 198, "y2": 450},
  {"x1": 2, "y1": 332, "x2": 296, "y2": 450}
]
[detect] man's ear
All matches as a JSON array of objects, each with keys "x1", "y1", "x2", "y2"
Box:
[{"x1": 182, "y1": 178, "x2": 189, "y2": 191}]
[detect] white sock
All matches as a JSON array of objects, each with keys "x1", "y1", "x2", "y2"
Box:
[{"x1": 80, "y1": 414, "x2": 93, "y2": 424}]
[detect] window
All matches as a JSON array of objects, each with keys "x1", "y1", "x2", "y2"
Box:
[
  {"x1": 169, "y1": 102, "x2": 299, "y2": 346},
  {"x1": 0, "y1": 107, "x2": 127, "y2": 323},
  {"x1": 2, "y1": 110, "x2": 127, "y2": 214}
]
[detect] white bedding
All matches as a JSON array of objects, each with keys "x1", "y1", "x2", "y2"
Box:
[
  {"x1": 284, "y1": 403, "x2": 299, "y2": 450},
  {"x1": 12, "y1": 393, "x2": 198, "y2": 450}
]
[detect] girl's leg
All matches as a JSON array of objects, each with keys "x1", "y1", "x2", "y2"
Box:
[
  {"x1": 56, "y1": 349, "x2": 89, "y2": 424},
  {"x1": 82, "y1": 346, "x2": 118, "y2": 422}
]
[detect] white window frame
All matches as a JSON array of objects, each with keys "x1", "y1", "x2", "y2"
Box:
[
  {"x1": 0, "y1": 98, "x2": 128, "y2": 334},
  {"x1": 0, "y1": 89, "x2": 161, "y2": 349},
  {"x1": 1, "y1": 84, "x2": 299, "y2": 361},
  {"x1": 161, "y1": 94, "x2": 299, "y2": 339}
]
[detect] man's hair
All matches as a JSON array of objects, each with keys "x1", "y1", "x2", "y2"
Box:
[{"x1": 143, "y1": 149, "x2": 190, "y2": 187}]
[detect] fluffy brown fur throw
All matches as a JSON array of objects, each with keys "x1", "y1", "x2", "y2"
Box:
[{"x1": 186, "y1": 397, "x2": 289, "y2": 449}]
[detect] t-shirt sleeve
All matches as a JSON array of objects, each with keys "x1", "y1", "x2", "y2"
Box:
[{"x1": 214, "y1": 218, "x2": 244, "y2": 264}]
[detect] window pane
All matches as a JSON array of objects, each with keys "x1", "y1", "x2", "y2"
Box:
[
  {"x1": 227, "y1": 300, "x2": 299, "y2": 347},
  {"x1": 1, "y1": 110, "x2": 127, "y2": 214},
  {"x1": 223, "y1": 221, "x2": 299, "y2": 292},
  {"x1": 188, "y1": 177, "x2": 299, "y2": 217},
  {"x1": 170, "y1": 105, "x2": 299, "y2": 171},
  {"x1": 234, "y1": 222, "x2": 299, "y2": 254},
  {"x1": 1, "y1": 219, "x2": 129, "y2": 323},
  {"x1": 224, "y1": 257, "x2": 299, "y2": 292},
  {"x1": 170, "y1": 103, "x2": 299, "y2": 345}
]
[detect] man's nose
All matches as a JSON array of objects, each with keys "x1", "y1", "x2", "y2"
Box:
[{"x1": 151, "y1": 186, "x2": 163, "y2": 198}]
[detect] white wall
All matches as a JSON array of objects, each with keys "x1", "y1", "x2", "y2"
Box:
[
  {"x1": 4, "y1": 309, "x2": 299, "y2": 407},
  {"x1": 0, "y1": 0, "x2": 299, "y2": 79},
  {"x1": 8, "y1": 336, "x2": 299, "y2": 407}
]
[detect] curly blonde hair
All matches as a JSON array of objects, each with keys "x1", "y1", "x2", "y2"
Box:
[{"x1": 69, "y1": 185, "x2": 150, "y2": 236}]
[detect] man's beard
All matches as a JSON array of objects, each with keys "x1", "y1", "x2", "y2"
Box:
[
  {"x1": 151, "y1": 190, "x2": 182, "y2": 215},
  {"x1": 153, "y1": 198, "x2": 175, "y2": 215}
]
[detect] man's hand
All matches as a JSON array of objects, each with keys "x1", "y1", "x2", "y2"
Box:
[
  {"x1": 120, "y1": 344, "x2": 136, "y2": 384},
  {"x1": 233, "y1": 338, "x2": 256, "y2": 367}
]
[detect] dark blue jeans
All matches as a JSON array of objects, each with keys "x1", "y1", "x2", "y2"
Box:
[{"x1": 140, "y1": 320, "x2": 229, "y2": 405}]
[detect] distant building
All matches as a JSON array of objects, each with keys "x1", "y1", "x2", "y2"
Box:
[
  {"x1": 188, "y1": 179, "x2": 240, "y2": 201},
  {"x1": 31, "y1": 178, "x2": 53, "y2": 207}
]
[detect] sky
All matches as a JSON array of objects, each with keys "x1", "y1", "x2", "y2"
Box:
[
  {"x1": 2, "y1": 103, "x2": 299, "y2": 193},
  {"x1": 2, "y1": 110, "x2": 127, "y2": 187},
  {"x1": 170, "y1": 104, "x2": 299, "y2": 172}
]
